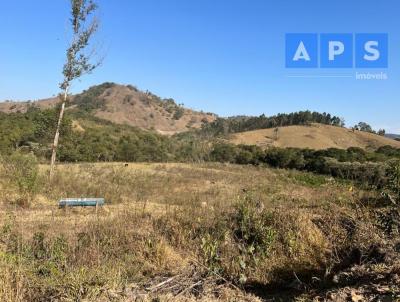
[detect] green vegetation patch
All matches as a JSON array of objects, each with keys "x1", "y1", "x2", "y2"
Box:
[{"x1": 289, "y1": 171, "x2": 327, "y2": 187}]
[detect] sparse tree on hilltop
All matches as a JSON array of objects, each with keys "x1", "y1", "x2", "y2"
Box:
[
  {"x1": 355, "y1": 122, "x2": 374, "y2": 133},
  {"x1": 378, "y1": 129, "x2": 386, "y2": 136}
]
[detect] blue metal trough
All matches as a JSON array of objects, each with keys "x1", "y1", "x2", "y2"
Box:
[{"x1": 59, "y1": 198, "x2": 105, "y2": 208}]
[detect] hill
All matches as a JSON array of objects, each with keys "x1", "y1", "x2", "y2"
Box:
[
  {"x1": 230, "y1": 123, "x2": 400, "y2": 150},
  {"x1": 2, "y1": 87, "x2": 399, "y2": 152},
  {"x1": 0, "y1": 83, "x2": 216, "y2": 135}
]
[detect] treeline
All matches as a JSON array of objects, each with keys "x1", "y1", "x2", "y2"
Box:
[
  {"x1": 200, "y1": 111, "x2": 344, "y2": 136},
  {"x1": 0, "y1": 107, "x2": 210, "y2": 163},
  {"x1": 0, "y1": 107, "x2": 71, "y2": 155},
  {"x1": 209, "y1": 143, "x2": 400, "y2": 187},
  {"x1": 1, "y1": 106, "x2": 400, "y2": 187}
]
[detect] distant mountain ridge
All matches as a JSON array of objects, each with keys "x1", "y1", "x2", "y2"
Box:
[
  {"x1": 0, "y1": 83, "x2": 217, "y2": 135},
  {"x1": 386, "y1": 133, "x2": 400, "y2": 141}
]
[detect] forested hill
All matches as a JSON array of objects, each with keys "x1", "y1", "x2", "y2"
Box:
[
  {"x1": 0, "y1": 83, "x2": 216, "y2": 135},
  {"x1": 199, "y1": 111, "x2": 344, "y2": 136}
]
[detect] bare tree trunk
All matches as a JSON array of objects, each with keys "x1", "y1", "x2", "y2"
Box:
[{"x1": 49, "y1": 87, "x2": 69, "y2": 181}]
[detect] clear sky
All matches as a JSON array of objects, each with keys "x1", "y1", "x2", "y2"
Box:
[{"x1": 0, "y1": 0, "x2": 399, "y2": 132}]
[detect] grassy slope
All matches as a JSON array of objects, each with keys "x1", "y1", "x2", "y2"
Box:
[
  {"x1": 230, "y1": 123, "x2": 400, "y2": 150},
  {"x1": 1, "y1": 162, "x2": 399, "y2": 301}
]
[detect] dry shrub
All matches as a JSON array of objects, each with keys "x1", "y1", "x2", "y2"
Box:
[
  {"x1": 71, "y1": 212, "x2": 187, "y2": 276},
  {"x1": 0, "y1": 257, "x2": 27, "y2": 302},
  {"x1": 311, "y1": 205, "x2": 388, "y2": 278},
  {"x1": 0, "y1": 210, "x2": 189, "y2": 301},
  {"x1": 255, "y1": 209, "x2": 330, "y2": 284},
  {"x1": 0, "y1": 153, "x2": 39, "y2": 207},
  {"x1": 156, "y1": 193, "x2": 389, "y2": 288}
]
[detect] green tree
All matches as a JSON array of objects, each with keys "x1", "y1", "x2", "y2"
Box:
[{"x1": 355, "y1": 122, "x2": 374, "y2": 133}]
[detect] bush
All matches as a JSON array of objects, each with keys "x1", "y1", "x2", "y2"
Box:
[
  {"x1": 172, "y1": 107, "x2": 184, "y2": 120},
  {"x1": 232, "y1": 195, "x2": 276, "y2": 257},
  {"x1": 210, "y1": 143, "x2": 237, "y2": 163},
  {"x1": 377, "y1": 145, "x2": 400, "y2": 158},
  {"x1": 235, "y1": 145, "x2": 263, "y2": 165},
  {"x1": 324, "y1": 159, "x2": 387, "y2": 188},
  {"x1": 386, "y1": 160, "x2": 400, "y2": 202},
  {"x1": 264, "y1": 148, "x2": 305, "y2": 169},
  {"x1": 1, "y1": 152, "x2": 39, "y2": 205},
  {"x1": 228, "y1": 195, "x2": 276, "y2": 283},
  {"x1": 235, "y1": 150, "x2": 254, "y2": 165}
]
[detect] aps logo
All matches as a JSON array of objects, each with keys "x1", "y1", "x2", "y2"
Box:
[{"x1": 286, "y1": 33, "x2": 388, "y2": 68}]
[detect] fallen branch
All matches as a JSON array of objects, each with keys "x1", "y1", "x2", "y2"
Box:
[
  {"x1": 175, "y1": 280, "x2": 203, "y2": 298},
  {"x1": 146, "y1": 276, "x2": 177, "y2": 292}
]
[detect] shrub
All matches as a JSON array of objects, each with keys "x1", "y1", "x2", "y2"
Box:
[
  {"x1": 201, "y1": 233, "x2": 221, "y2": 274},
  {"x1": 232, "y1": 195, "x2": 276, "y2": 257},
  {"x1": 173, "y1": 107, "x2": 184, "y2": 120},
  {"x1": 264, "y1": 148, "x2": 305, "y2": 169},
  {"x1": 227, "y1": 195, "x2": 276, "y2": 283},
  {"x1": 377, "y1": 145, "x2": 400, "y2": 158},
  {"x1": 235, "y1": 145, "x2": 263, "y2": 165},
  {"x1": 235, "y1": 150, "x2": 254, "y2": 165},
  {"x1": 210, "y1": 143, "x2": 237, "y2": 163},
  {"x1": 324, "y1": 159, "x2": 387, "y2": 188},
  {"x1": 386, "y1": 160, "x2": 400, "y2": 202},
  {"x1": 1, "y1": 152, "x2": 39, "y2": 205}
]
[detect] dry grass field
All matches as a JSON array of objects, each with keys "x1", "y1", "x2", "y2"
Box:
[
  {"x1": 0, "y1": 162, "x2": 399, "y2": 301},
  {"x1": 230, "y1": 123, "x2": 400, "y2": 150}
]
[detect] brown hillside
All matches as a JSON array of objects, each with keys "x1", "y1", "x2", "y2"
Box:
[
  {"x1": 92, "y1": 85, "x2": 216, "y2": 134},
  {"x1": 0, "y1": 84, "x2": 217, "y2": 135},
  {"x1": 0, "y1": 97, "x2": 59, "y2": 113},
  {"x1": 230, "y1": 123, "x2": 400, "y2": 150}
]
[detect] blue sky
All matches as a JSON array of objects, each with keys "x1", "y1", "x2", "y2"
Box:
[{"x1": 0, "y1": 0, "x2": 399, "y2": 132}]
